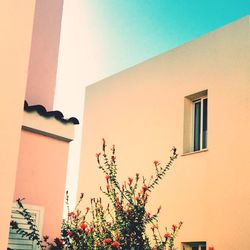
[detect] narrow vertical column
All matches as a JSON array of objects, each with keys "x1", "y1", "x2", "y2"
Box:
[
  {"x1": 25, "y1": 0, "x2": 64, "y2": 110},
  {"x1": 0, "y1": 1, "x2": 36, "y2": 249}
]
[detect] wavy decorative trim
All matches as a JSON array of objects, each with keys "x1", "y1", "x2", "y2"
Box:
[{"x1": 24, "y1": 101, "x2": 79, "y2": 125}]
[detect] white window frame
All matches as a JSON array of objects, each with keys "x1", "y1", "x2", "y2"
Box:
[
  {"x1": 192, "y1": 95, "x2": 207, "y2": 152},
  {"x1": 182, "y1": 241, "x2": 206, "y2": 250},
  {"x1": 183, "y1": 89, "x2": 208, "y2": 155}
]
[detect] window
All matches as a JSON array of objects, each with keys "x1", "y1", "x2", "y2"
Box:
[
  {"x1": 8, "y1": 204, "x2": 44, "y2": 250},
  {"x1": 193, "y1": 96, "x2": 207, "y2": 151},
  {"x1": 182, "y1": 241, "x2": 206, "y2": 250},
  {"x1": 183, "y1": 90, "x2": 208, "y2": 154}
]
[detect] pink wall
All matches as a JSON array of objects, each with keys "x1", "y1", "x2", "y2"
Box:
[
  {"x1": 14, "y1": 130, "x2": 69, "y2": 239},
  {"x1": 25, "y1": 0, "x2": 63, "y2": 110}
]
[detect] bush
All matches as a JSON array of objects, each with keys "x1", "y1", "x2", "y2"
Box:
[{"x1": 10, "y1": 139, "x2": 182, "y2": 250}]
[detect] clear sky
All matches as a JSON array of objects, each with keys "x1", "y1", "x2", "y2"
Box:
[
  {"x1": 54, "y1": 0, "x2": 250, "y2": 209},
  {"x1": 80, "y1": 0, "x2": 250, "y2": 83}
]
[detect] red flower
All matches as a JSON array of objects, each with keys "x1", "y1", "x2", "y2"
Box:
[
  {"x1": 115, "y1": 200, "x2": 121, "y2": 207},
  {"x1": 80, "y1": 223, "x2": 87, "y2": 230},
  {"x1": 111, "y1": 155, "x2": 116, "y2": 162},
  {"x1": 157, "y1": 206, "x2": 162, "y2": 214},
  {"x1": 103, "y1": 238, "x2": 112, "y2": 244},
  {"x1": 135, "y1": 196, "x2": 139, "y2": 201},
  {"x1": 102, "y1": 138, "x2": 106, "y2": 151},
  {"x1": 96, "y1": 153, "x2": 101, "y2": 163},
  {"x1": 86, "y1": 207, "x2": 90, "y2": 212},
  {"x1": 208, "y1": 247, "x2": 214, "y2": 250},
  {"x1": 153, "y1": 160, "x2": 159, "y2": 167},
  {"x1": 96, "y1": 242, "x2": 102, "y2": 246},
  {"x1": 102, "y1": 138, "x2": 106, "y2": 145},
  {"x1": 111, "y1": 144, "x2": 115, "y2": 154},
  {"x1": 142, "y1": 185, "x2": 148, "y2": 193},
  {"x1": 105, "y1": 175, "x2": 110, "y2": 180},
  {"x1": 68, "y1": 212, "x2": 75, "y2": 217},
  {"x1": 172, "y1": 224, "x2": 177, "y2": 232},
  {"x1": 111, "y1": 241, "x2": 120, "y2": 248},
  {"x1": 106, "y1": 184, "x2": 110, "y2": 190},
  {"x1": 178, "y1": 221, "x2": 183, "y2": 229},
  {"x1": 67, "y1": 231, "x2": 73, "y2": 237},
  {"x1": 147, "y1": 212, "x2": 151, "y2": 217},
  {"x1": 128, "y1": 177, "x2": 133, "y2": 185},
  {"x1": 116, "y1": 232, "x2": 121, "y2": 240},
  {"x1": 164, "y1": 232, "x2": 171, "y2": 240}
]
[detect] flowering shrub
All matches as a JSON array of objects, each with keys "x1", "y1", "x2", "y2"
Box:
[
  {"x1": 61, "y1": 139, "x2": 182, "y2": 249},
  {"x1": 10, "y1": 139, "x2": 182, "y2": 249}
]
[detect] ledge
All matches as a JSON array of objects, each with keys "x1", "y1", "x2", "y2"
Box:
[
  {"x1": 181, "y1": 149, "x2": 208, "y2": 156},
  {"x1": 22, "y1": 110, "x2": 75, "y2": 142}
]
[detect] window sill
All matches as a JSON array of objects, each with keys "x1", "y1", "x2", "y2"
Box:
[{"x1": 181, "y1": 148, "x2": 208, "y2": 156}]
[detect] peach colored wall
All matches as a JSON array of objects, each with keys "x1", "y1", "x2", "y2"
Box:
[
  {"x1": 78, "y1": 17, "x2": 250, "y2": 249},
  {"x1": 14, "y1": 130, "x2": 69, "y2": 239},
  {"x1": 25, "y1": 0, "x2": 64, "y2": 110},
  {"x1": 0, "y1": 1, "x2": 35, "y2": 249}
]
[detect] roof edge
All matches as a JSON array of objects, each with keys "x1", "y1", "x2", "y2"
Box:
[{"x1": 24, "y1": 100, "x2": 79, "y2": 125}]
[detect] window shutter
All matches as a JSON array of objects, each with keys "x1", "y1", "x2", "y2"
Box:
[{"x1": 8, "y1": 204, "x2": 44, "y2": 250}]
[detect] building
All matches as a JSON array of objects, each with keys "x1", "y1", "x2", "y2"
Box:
[
  {"x1": 78, "y1": 16, "x2": 250, "y2": 249},
  {"x1": 0, "y1": 1, "x2": 78, "y2": 249}
]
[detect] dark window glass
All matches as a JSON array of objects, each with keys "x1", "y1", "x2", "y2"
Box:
[
  {"x1": 194, "y1": 101, "x2": 201, "y2": 151},
  {"x1": 192, "y1": 247, "x2": 199, "y2": 250},
  {"x1": 201, "y1": 247, "x2": 206, "y2": 250},
  {"x1": 202, "y1": 98, "x2": 208, "y2": 149}
]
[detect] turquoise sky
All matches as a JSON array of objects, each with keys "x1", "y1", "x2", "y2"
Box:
[
  {"x1": 83, "y1": 0, "x2": 250, "y2": 80},
  {"x1": 56, "y1": 1, "x2": 250, "y2": 205}
]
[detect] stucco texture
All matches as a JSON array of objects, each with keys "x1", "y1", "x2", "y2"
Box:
[
  {"x1": 0, "y1": 1, "x2": 36, "y2": 248},
  {"x1": 15, "y1": 130, "x2": 69, "y2": 240},
  {"x1": 78, "y1": 17, "x2": 250, "y2": 249}
]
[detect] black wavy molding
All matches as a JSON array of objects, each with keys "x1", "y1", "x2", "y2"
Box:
[{"x1": 24, "y1": 101, "x2": 79, "y2": 125}]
